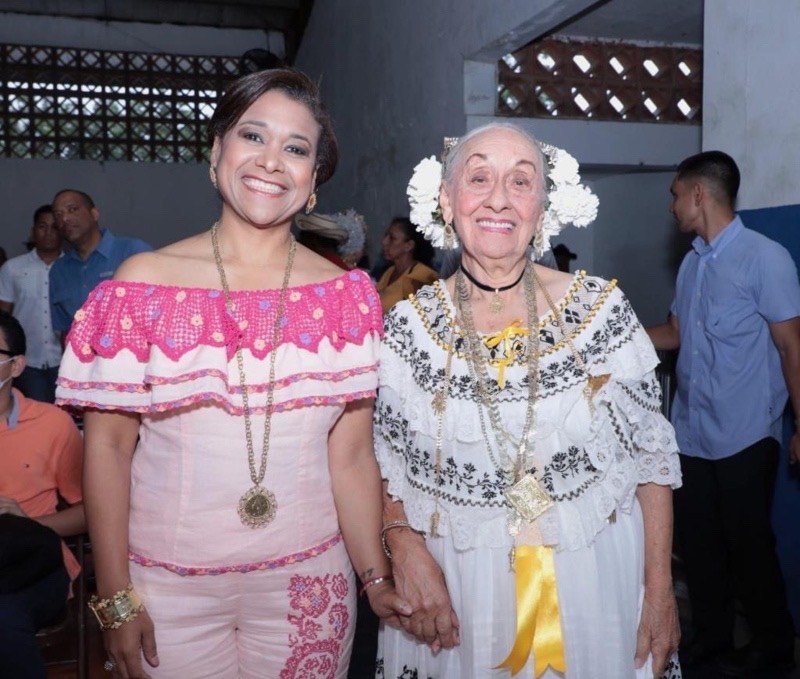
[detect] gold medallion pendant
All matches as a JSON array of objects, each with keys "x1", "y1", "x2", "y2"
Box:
[
  {"x1": 504, "y1": 473, "x2": 554, "y2": 522},
  {"x1": 211, "y1": 223, "x2": 296, "y2": 531},
  {"x1": 238, "y1": 486, "x2": 278, "y2": 528}
]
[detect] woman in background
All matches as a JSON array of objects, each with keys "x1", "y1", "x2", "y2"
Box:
[{"x1": 376, "y1": 217, "x2": 438, "y2": 313}]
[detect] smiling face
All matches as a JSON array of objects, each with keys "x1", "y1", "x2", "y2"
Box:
[
  {"x1": 211, "y1": 89, "x2": 320, "y2": 229},
  {"x1": 440, "y1": 127, "x2": 546, "y2": 270}
]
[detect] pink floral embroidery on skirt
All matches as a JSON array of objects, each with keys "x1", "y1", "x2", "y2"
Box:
[{"x1": 281, "y1": 572, "x2": 351, "y2": 678}]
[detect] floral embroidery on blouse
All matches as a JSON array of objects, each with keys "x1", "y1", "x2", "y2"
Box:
[{"x1": 66, "y1": 270, "x2": 382, "y2": 363}]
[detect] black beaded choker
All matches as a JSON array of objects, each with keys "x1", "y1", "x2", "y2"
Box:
[{"x1": 459, "y1": 265, "x2": 526, "y2": 313}]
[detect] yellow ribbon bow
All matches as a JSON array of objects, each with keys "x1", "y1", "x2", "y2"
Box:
[
  {"x1": 497, "y1": 545, "x2": 566, "y2": 677},
  {"x1": 483, "y1": 320, "x2": 529, "y2": 389}
]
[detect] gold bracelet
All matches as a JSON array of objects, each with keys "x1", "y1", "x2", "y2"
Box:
[
  {"x1": 88, "y1": 583, "x2": 144, "y2": 631},
  {"x1": 380, "y1": 520, "x2": 415, "y2": 560}
]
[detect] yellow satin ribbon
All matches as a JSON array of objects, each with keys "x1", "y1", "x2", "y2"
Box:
[
  {"x1": 483, "y1": 320, "x2": 529, "y2": 389},
  {"x1": 497, "y1": 545, "x2": 566, "y2": 677}
]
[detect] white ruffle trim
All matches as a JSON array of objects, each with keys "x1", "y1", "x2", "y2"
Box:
[{"x1": 57, "y1": 337, "x2": 379, "y2": 413}]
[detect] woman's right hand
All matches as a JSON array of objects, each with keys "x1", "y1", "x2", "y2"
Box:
[
  {"x1": 103, "y1": 608, "x2": 159, "y2": 679},
  {"x1": 390, "y1": 535, "x2": 460, "y2": 652}
]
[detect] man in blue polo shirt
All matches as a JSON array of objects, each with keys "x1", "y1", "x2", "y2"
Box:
[
  {"x1": 648, "y1": 151, "x2": 800, "y2": 676},
  {"x1": 49, "y1": 189, "x2": 151, "y2": 336}
]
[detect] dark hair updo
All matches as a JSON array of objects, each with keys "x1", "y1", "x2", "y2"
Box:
[{"x1": 208, "y1": 68, "x2": 339, "y2": 186}]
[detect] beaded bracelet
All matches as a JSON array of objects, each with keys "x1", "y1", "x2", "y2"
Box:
[
  {"x1": 380, "y1": 520, "x2": 415, "y2": 560},
  {"x1": 359, "y1": 575, "x2": 394, "y2": 597},
  {"x1": 88, "y1": 583, "x2": 144, "y2": 631}
]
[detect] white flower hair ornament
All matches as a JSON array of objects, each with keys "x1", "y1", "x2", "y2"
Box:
[{"x1": 406, "y1": 142, "x2": 599, "y2": 256}]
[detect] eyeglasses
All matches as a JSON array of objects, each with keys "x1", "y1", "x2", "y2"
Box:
[{"x1": 0, "y1": 349, "x2": 17, "y2": 357}]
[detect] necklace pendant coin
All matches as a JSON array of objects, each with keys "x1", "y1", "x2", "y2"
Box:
[
  {"x1": 489, "y1": 292, "x2": 503, "y2": 314},
  {"x1": 238, "y1": 486, "x2": 277, "y2": 528}
]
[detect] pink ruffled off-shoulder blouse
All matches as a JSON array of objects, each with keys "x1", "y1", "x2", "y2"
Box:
[{"x1": 56, "y1": 270, "x2": 382, "y2": 575}]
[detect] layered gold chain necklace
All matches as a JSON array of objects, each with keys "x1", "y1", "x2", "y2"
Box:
[
  {"x1": 211, "y1": 223, "x2": 296, "y2": 528},
  {"x1": 455, "y1": 265, "x2": 553, "y2": 529}
]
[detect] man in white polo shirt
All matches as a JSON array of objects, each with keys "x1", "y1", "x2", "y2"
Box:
[{"x1": 0, "y1": 205, "x2": 63, "y2": 402}]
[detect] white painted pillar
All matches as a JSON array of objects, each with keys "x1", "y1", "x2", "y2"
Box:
[{"x1": 704, "y1": 0, "x2": 800, "y2": 209}]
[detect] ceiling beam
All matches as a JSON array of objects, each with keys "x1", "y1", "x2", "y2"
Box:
[{"x1": 0, "y1": 0, "x2": 298, "y2": 31}]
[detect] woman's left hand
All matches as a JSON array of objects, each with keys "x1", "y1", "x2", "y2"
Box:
[
  {"x1": 365, "y1": 579, "x2": 413, "y2": 630},
  {"x1": 634, "y1": 584, "x2": 680, "y2": 676}
]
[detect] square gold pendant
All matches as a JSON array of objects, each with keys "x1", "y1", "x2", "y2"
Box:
[{"x1": 504, "y1": 474, "x2": 553, "y2": 522}]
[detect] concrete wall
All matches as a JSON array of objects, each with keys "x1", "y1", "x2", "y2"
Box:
[
  {"x1": 293, "y1": 0, "x2": 601, "y2": 261},
  {"x1": 587, "y1": 171, "x2": 692, "y2": 326},
  {"x1": 0, "y1": 158, "x2": 219, "y2": 257},
  {"x1": 0, "y1": 12, "x2": 270, "y2": 257},
  {"x1": 295, "y1": 1, "x2": 699, "y2": 321},
  {"x1": 0, "y1": 5, "x2": 701, "y2": 325},
  {"x1": 703, "y1": 0, "x2": 800, "y2": 210}
]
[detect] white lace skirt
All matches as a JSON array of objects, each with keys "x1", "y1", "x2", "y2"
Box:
[{"x1": 377, "y1": 499, "x2": 681, "y2": 679}]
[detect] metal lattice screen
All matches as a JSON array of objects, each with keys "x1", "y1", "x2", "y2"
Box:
[
  {"x1": 0, "y1": 44, "x2": 240, "y2": 163},
  {"x1": 498, "y1": 37, "x2": 702, "y2": 124}
]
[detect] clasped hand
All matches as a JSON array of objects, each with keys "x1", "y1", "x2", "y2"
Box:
[{"x1": 385, "y1": 541, "x2": 460, "y2": 653}]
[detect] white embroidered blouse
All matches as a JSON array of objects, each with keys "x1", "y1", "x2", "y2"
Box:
[{"x1": 375, "y1": 273, "x2": 681, "y2": 553}]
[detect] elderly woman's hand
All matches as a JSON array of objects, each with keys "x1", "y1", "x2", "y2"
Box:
[
  {"x1": 634, "y1": 583, "x2": 680, "y2": 676},
  {"x1": 389, "y1": 532, "x2": 460, "y2": 652}
]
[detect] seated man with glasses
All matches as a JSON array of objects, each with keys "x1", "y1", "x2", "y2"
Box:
[{"x1": 0, "y1": 310, "x2": 85, "y2": 679}]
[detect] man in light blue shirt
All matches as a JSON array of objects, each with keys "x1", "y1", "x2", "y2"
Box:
[
  {"x1": 648, "y1": 151, "x2": 800, "y2": 675},
  {"x1": 48, "y1": 189, "x2": 151, "y2": 336}
]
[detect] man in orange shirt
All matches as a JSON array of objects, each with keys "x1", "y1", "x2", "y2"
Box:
[{"x1": 0, "y1": 310, "x2": 84, "y2": 679}]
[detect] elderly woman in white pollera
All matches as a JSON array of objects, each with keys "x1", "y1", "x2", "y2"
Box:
[{"x1": 374, "y1": 122, "x2": 683, "y2": 679}]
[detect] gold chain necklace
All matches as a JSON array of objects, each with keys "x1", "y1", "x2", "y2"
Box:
[
  {"x1": 429, "y1": 324, "x2": 457, "y2": 538},
  {"x1": 455, "y1": 266, "x2": 553, "y2": 528},
  {"x1": 534, "y1": 269, "x2": 611, "y2": 414},
  {"x1": 455, "y1": 266, "x2": 537, "y2": 479},
  {"x1": 211, "y1": 223, "x2": 296, "y2": 528}
]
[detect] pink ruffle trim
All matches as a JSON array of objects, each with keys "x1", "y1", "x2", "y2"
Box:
[
  {"x1": 57, "y1": 388, "x2": 377, "y2": 415},
  {"x1": 129, "y1": 533, "x2": 342, "y2": 576},
  {"x1": 58, "y1": 364, "x2": 376, "y2": 394},
  {"x1": 66, "y1": 271, "x2": 382, "y2": 363}
]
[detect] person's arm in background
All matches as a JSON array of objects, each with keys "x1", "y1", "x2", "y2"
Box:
[
  {"x1": 646, "y1": 313, "x2": 680, "y2": 351},
  {"x1": 769, "y1": 317, "x2": 800, "y2": 463},
  {"x1": 46, "y1": 412, "x2": 86, "y2": 537},
  {"x1": 0, "y1": 411, "x2": 85, "y2": 536}
]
